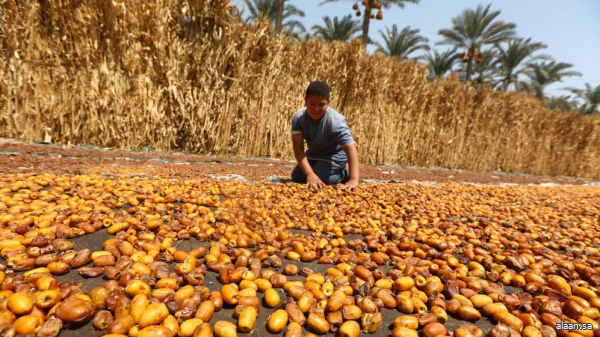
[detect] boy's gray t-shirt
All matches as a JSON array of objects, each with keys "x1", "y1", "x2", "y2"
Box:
[{"x1": 290, "y1": 107, "x2": 355, "y2": 164}]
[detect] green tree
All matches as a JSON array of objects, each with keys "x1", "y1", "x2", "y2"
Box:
[
  {"x1": 495, "y1": 38, "x2": 550, "y2": 91},
  {"x1": 244, "y1": 0, "x2": 306, "y2": 36},
  {"x1": 319, "y1": 0, "x2": 420, "y2": 45},
  {"x1": 468, "y1": 49, "x2": 500, "y2": 87},
  {"x1": 546, "y1": 95, "x2": 577, "y2": 112},
  {"x1": 426, "y1": 48, "x2": 459, "y2": 80},
  {"x1": 565, "y1": 83, "x2": 600, "y2": 115},
  {"x1": 312, "y1": 15, "x2": 361, "y2": 42},
  {"x1": 437, "y1": 4, "x2": 516, "y2": 81},
  {"x1": 375, "y1": 25, "x2": 430, "y2": 60},
  {"x1": 522, "y1": 61, "x2": 582, "y2": 99}
]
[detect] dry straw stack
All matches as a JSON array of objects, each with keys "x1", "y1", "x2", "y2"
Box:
[{"x1": 1, "y1": 0, "x2": 599, "y2": 178}]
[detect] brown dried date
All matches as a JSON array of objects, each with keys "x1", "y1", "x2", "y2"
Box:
[{"x1": 78, "y1": 267, "x2": 103, "y2": 278}]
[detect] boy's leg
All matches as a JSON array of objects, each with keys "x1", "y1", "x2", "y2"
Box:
[
  {"x1": 291, "y1": 165, "x2": 307, "y2": 183},
  {"x1": 311, "y1": 161, "x2": 348, "y2": 185},
  {"x1": 340, "y1": 166, "x2": 350, "y2": 184}
]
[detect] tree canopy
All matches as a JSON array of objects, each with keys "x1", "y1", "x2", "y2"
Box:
[
  {"x1": 312, "y1": 15, "x2": 361, "y2": 42},
  {"x1": 437, "y1": 4, "x2": 516, "y2": 81},
  {"x1": 375, "y1": 25, "x2": 430, "y2": 60},
  {"x1": 236, "y1": 1, "x2": 592, "y2": 114}
]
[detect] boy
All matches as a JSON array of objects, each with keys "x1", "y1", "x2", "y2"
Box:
[{"x1": 290, "y1": 81, "x2": 360, "y2": 189}]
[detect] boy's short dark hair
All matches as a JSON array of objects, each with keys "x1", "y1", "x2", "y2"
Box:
[{"x1": 306, "y1": 81, "x2": 331, "y2": 99}]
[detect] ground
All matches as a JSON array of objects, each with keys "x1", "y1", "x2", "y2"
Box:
[
  {"x1": 0, "y1": 138, "x2": 599, "y2": 337},
  {"x1": 1, "y1": 139, "x2": 597, "y2": 185}
]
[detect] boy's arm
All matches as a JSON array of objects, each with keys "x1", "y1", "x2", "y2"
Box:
[
  {"x1": 292, "y1": 134, "x2": 325, "y2": 188},
  {"x1": 342, "y1": 143, "x2": 359, "y2": 189}
]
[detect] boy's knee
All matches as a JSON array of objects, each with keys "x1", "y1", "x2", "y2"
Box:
[
  {"x1": 340, "y1": 168, "x2": 350, "y2": 183},
  {"x1": 291, "y1": 166, "x2": 306, "y2": 183},
  {"x1": 324, "y1": 168, "x2": 349, "y2": 185},
  {"x1": 319, "y1": 174, "x2": 335, "y2": 185},
  {"x1": 321, "y1": 175, "x2": 341, "y2": 185}
]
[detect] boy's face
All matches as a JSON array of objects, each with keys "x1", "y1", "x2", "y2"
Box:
[{"x1": 305, "y1": 95, "x2": 330, "y2": 121}]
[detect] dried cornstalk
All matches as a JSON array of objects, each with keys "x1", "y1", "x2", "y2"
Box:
[{"x1": 0, "y1": 0, "x2": 598, "y2": 178}]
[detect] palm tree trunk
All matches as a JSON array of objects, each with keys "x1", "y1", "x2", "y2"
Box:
[
  {"x1": 503, "y1": 74, "x2": 511, "y2": 91},
  {"x1": 275, "y1": 0, "x2": 284, "y2": 33},
  {"x1": 535, "y1": 87, "x2": 545, "y2": 100},
  {"x1": 465, "y1": 59, "x2": 473, "y2": 82},
  {"x1": 465, "y1": 47, "x2": 475, "y2": 82},
  {"x1": 361, "y1": 0, "x2": 374, "y2": 45},
  {"x1": 361, "y1": 13, "x2": 371, "y2": 45}
]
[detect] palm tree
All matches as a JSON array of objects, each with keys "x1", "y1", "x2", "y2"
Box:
[
  {"x1": 319, "y1": 0, "x2": 420, "y2": 45},
  {"x1": 375, "y1": 25, "x2": 430, "y2": 60},
  {"x1": 437, "y1": 4, "x2": 516, "y2": 81},
  {"x1": 244, "y1": 0, "x2": 306, "y2": 36},
  {"x1": 495, "y1": 38, "x2": 550, "y2": 91},
  {"x1": 522, "y1": 61, "x2": 582, "y2": 99},
  {"x1": 312, "y1": 15, "x2": 361, "y2": 42},
  {"x1": 565, "y1": 83, "x2": 600, "y2": 114},
  {"x1": 546, "y1": 95, "x2": 577, "y2": 112},
  {"x1": 468, "y1": 49, "x2": 500, "y2": 87},
  {"x1": 427, "y1": 48, "x2": 459, "y2": 80}
]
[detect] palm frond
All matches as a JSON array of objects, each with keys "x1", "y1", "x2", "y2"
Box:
[
  {"x1": 494, "y1": 37, "x2": 549, "y2": 91},
  {"x1": 436, "y1": 4, "x2": 516, "y2": 52},
  {"x1": 312, "y1": 15, "x2": 360, "y2": 42},
  {"x1": 525, "y1": 61, "x2": 582, "y2": 99},
  {"x1": 427, "y1": 48, "x2": 459, "y2": 80},
  {"x1": 317, "y1": 0, "x2": 421, "y2": 45},
  {"x1": 563, "y1": 83, "x2": 600, "y2": 114},
  {"x1": 376, "y1": 25, "x2": 429, "y2": 60},
  {"x1": 244, "y1": 0, "x2": 305, "y2": 35}
]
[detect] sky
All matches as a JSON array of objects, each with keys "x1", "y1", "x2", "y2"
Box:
[{"x1": 230, "y1": 0, "x2": 600, "y2": 97}]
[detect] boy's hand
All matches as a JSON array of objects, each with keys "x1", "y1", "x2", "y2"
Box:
[
  {"x1": 341, "y1": 179, "x2": 359, "y2": 190},
  {"x1": 307, "y1": 173, "x2": 325, "y2": 189}
]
